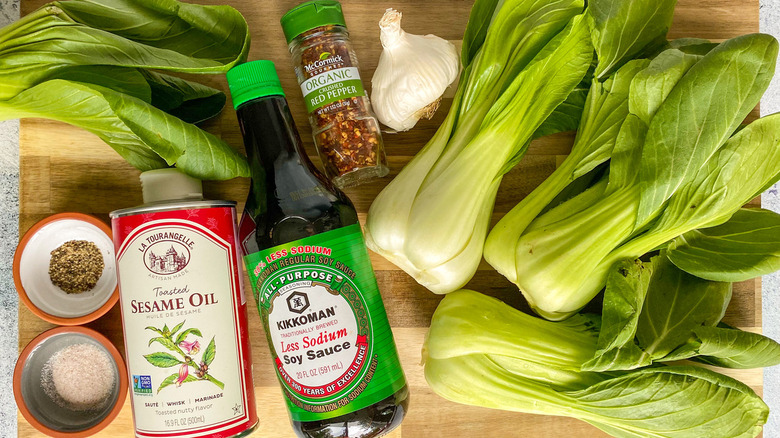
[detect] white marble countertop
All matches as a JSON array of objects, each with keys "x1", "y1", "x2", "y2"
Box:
[
  {"x1": 2, "y1": 1, "x2": 780, "y2": 437},
  {"x1": 0, "y1": 0, "x2": 19, "y2": 434},
  {"x1": 760, "y1": 2, "x2": 780, "y2": 435}
]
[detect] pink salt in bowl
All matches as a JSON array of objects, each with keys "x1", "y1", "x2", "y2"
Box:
[{"x1": 14, "y1": 326, "x2": 128, "y2": 437}]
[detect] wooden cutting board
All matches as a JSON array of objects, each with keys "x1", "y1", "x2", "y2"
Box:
[{"x1": 16, "y1": 0, "x2": 764, "y2": 436}]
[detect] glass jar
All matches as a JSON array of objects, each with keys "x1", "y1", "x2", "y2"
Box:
[{"x1": 281, "y1": 0, "x2": 389, "y2": 189}]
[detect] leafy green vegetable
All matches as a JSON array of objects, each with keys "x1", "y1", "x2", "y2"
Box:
[
  {"x1": 494, "y1": 34, "x2": 780, "y2": 320},
  {"x1": 670, "y1": 37, "x2": 718, "y2": 56},
  {"x1": 424, "y1": 290, "x2": 770, "y2": 438},
  {"x1": 0, "y1": 80, "x2": 247, "y2": 179},
  {"x1": 485, "y1": 0, "x2": 680, "y2": 286},
  {"x1": 610, "y1": 110, "x2": 780, "y2": 265},
  {"x1": 634, "y1": 256, "x2": 731, "y2": 360},
  {"x1": 667, "y1": 208, "x2": 780, "y2": 281},
  {"x1": 571, "y1": 366, "x2": 767, "y2": 438},
  {"x1": 584, "y1": 255, "x2": 780, "y2": 372},
  {"x1": 587, "y1": 0, "x2": 677, "y2": 79},
  {"x1": 582, "y1": 259, "x2": 653, "y2": 372},
  {"x1": 365, "y1": 0, "x2": 591, "y2": 293},
  {"x1": 628, "y1": 48, "x2": 701, "y2": 125},
  {"x1": 0, "y1": 0, "x2": 249, "y2": 98},
  {"x1": 427, "y1": 354, "x2": 768, "y2": 438},
  {"x1": 533, "y1": 84, "x2": 590, "y2": 139},
  {"x1": 142, "y1": 71, "x2": 227, "y2": 124},
  {"x1": 485, "y1": 59, "x2": 649, "y2": 285},
  {"x1": 426, "y1": 289, "x2": 605, "y2": 390},
  {"x1": 635, "y1": 34, "x2": 778, "y2": 227},
  {"x1": 406, "y1": 16, "x2": 591, "y2": 278},
  {"x1": 694, "y1": 325, "x2": 780, "y2": 369},
  {"x1": 0, "y1": 0, "x2": 250, "y2": 179},
  {"x1": 459, "y1": 0, "x2": 500, "y2": 67}
]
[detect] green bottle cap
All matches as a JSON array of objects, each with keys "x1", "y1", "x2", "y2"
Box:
[
  {"x1": 280, "y1": 0, "x2": 346, "y2": 44},
  {"x1": 226, "y1": 60, "x2": 285, "y2": 109}
]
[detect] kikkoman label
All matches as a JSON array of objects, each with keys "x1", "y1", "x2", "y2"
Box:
[
  {"x1": 300, "y1": 63, "x2": 365, "y2": 113},
  {"x1": 112, "y1": 208, "x2": 256, "y2": 438},
  {"x1": 244, "y1": 224, "x2": 406, "y2": 422}
]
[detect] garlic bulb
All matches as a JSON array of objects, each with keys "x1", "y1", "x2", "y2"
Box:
[{"x1": 371, "y1": 9, "x2": 460, "y2": 132}]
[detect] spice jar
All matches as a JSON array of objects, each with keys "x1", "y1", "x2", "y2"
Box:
[{"x1": 281, "y1": 0, "x2": 389, "y2": 188}]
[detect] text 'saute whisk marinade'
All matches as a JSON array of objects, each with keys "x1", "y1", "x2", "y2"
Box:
[
  {"x1": 227, "y1": 60, "x2": 408, "y2": 438},
  {"x1": 110, "y1": 170, "x2": 258, "y2": 438}
]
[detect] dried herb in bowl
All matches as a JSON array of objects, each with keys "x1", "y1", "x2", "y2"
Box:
[{"x1": 49, "y1": 240, "x2": 104, "y2": 294}]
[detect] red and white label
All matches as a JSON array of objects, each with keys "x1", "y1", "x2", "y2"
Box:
[
  {"x1": 266, "y1": 281, "x2": 367, "y2": 400},
  {"x1": 112, "y1": 207, "x2": 256, "y2": 438}
]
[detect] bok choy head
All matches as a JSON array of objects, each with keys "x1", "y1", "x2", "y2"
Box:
[
  {"x1": 484, "y1": 0, "x2": 681, "y2": 285},
  {"x1": 423, "y1": 289, "x2": 770, "y2": 438},
  {"x1": 364, "y1": 0, "x2": 592, "y2": 294},
  {"x1": 491, "y1": 33, "x2": 779, "y2": 320}
]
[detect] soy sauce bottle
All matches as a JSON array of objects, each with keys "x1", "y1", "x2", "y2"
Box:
[{"x1": 227, "y1": 60, "x2": 408, "y2": 438}]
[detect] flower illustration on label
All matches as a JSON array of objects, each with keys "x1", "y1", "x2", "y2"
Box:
[
  {"x1": 143, "y1": 320, "x2": 224, "y2": 393},
  {"x1": 179, "y1": 339, "x2": 200, "y2": 354},
  {"x1": 176, "y1": 364, "x2": 188, "y2": 387},
  {"x1": 143, "y1": 241, "x2": 191, "y2": 275}
]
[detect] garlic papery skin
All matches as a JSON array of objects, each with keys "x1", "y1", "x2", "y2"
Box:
[{"x1": 371, "y1": 8, "x2": 460, "y2": 132}]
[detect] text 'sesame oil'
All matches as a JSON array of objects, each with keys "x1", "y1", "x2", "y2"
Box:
[
  {"x1": 110, "y1": 170, "x2": 257, "y2": 438},
  {"x1": 227, "y1": 60, "x2": 408, "y2": 438}
]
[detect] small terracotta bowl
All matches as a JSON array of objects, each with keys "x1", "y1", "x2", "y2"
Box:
[
  {"x1": 14, "y1": 326, "x2": 128, "y2": 437},
  {"x1": 14, "y1": 213, "x2": 118, "y2": 325}
]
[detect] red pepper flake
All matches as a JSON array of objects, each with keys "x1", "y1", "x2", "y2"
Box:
[{"x1": 292, "y1": 25, "x2": 388, "y2": 185}]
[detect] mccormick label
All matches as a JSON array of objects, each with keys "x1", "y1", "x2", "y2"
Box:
[
  {"x1": 298, "y1": 53, "x2": 365, "y2": 114},
  {"x1": 112, "y1": 206, "x2": 257, "y2": 438},
  {"x1": 242, "y1": 223, "x2": 406, "y2": 422}
]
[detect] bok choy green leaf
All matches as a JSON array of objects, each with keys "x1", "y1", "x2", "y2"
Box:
[
  {"x1": 666, "y1": 208, "x2": 780, "y2": 282},
  {"x1": 634, "y1": 255, "x2": 731, "y2": 361},
  {"x1": 587, "y1": 0, "x2": 677, "y2": 79},
  {"x1": 0, "y1": 0, "x2": 250, "y2": 179},
  {"x1": 634, "y1": 34, "x2": 778, "y2": 227},
  {"x1": 485, "y1": 0, "x2": 682, "y2": 287},
  {"x1": 583, "y1": 255, "x2": 780, "y2": 372},
  {"x1": 694, "y1": 325, "x2": 780, "y2": 369},
  {"x1": 0, "y1": 79, "x2": 246, "y2": 179},
  {"x1": 580, "y1": 259, "x2": 653, "y2": 371},
  {"x1": 0, "y1": 0, "x2": 249, "y2": 99},
  {"x1": 485, "y1": 59, "x2": 648, "y2": 284}
]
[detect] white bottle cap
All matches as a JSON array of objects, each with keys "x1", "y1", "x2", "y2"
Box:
[{"x1": 140, "y1": 168, "x2": 203, "y2": 203}]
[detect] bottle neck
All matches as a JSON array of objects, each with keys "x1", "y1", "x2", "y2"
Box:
[{"x1": 236, "y1": 95, "x2": 309, "y2": 170}]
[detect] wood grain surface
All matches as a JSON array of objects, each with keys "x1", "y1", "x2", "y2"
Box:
[{"x1": 16, "y1": 0, "x2": 763, "y2": 437}]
